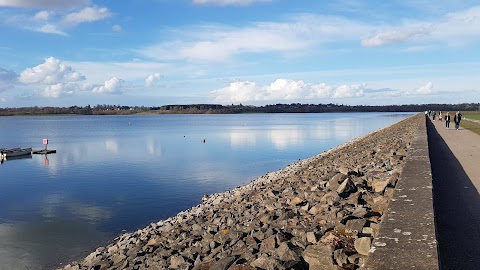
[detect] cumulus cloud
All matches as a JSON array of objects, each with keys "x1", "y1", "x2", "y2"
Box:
[
  {"x1": 0, "y1": 0, "x2": 89, "y2": 9},
  {"x1": 414, "y1": 82, "x2": 433, "y2": 95},
  {"x1": 19, "y1": 57, "x2": 85, "y2": 85},
  {"x1": 145, "y1": 73, "x2": 163, "y2": 87},
  {"x1": 92, "y1": 77, "x2": 124, "y2": 94},
  {"x1": 192, "y1": 0, "x2": 271, "y2": 6},
  {"x1": 18, "y1": 57, "x2": 89, "y2": 98},
  {"x1": 0, "y1": 67, "x2": 18, "y2": 92},
  {"x1": 212, "y1": 79, "x2": 366, "y2": 103},
  {"x1": 332, "y1": 84, "x2": 366, "y2": 98},
  {"x1": 43, "y1": 82, "x2": 91, "y2": 98}
]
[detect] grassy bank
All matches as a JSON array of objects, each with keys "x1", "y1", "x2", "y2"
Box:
[{"x1": 460, "y1": 111, "x2": 480, "y2": 136}]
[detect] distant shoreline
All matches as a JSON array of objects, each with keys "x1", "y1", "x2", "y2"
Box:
[{"x1": 1, "y1": 102, "x2": 478, "y2": 116}]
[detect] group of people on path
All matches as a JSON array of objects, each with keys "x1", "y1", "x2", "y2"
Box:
[{"x1": 426, "y1": 110, "x2": 463, "y2": 130}]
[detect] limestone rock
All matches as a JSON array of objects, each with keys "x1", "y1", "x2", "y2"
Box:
[
  {"x1": 251, "y1": 255, "x2": 280, "y2": 270},
  {"x1": 302, "y1": 244, "x2": 335, "y2": 268},
  {"x1": 210, "y1": 256, "x2": 236, "y2": 270},
  {"x1": 354, "y1": 237, "x2": 371, "y2": 255},
  {"x1": 337, "y1": 178, "x2": 357, "y2": 197},
  {"x1": 372, "y1": 178, "x2": 389, "y2": 193}
]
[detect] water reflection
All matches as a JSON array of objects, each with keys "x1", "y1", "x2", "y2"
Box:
[
  {"x1": 0, "y1": 192, "x2": 113, "y2": 269},
  {"x1": 104, "y1": 140, "x2": 119, "y2": 154},
  {"x1": 229, "y1": 131, "x2": 256, "y2": 148},
  {"x1": 269, "y1": 127, "x2": 303, "y2": 150},
  {"x1": 0, "y1": 220, "x2": 110, "y2": 270},
  {"x1": 41, "y1": 194, "x2": 112, "y2": 223}
]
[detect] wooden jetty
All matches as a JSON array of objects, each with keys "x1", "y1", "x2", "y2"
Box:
[{"x1": 32, "y1": 149, "x2": 57, "y2": 154}]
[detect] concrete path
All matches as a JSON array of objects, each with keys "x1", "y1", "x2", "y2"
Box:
[{"x1": 427, "y1": 117, "x2": 480, "y2": 269}]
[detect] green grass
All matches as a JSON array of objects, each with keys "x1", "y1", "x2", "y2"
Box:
[
  {"x1": 461, "y1": 111, "x2": 480, "y2": 121},
  {"x1": 459, "y1": 111, "x2": 480, "y2": 136}
]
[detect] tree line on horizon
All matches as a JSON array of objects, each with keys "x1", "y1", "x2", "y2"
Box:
[{"x1": 0, "y1": 103, "x2": 479, "y2": 116}]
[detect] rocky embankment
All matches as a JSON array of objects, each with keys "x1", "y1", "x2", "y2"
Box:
[{"x1": 61, "y1": 114, "x2": 423, "y2": 270}]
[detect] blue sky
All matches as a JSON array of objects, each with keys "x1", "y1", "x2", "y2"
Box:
[{"x1": 1, "y1": 0, "x2": 480, "y2": 107}]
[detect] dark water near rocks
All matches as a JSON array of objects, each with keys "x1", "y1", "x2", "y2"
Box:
[{"x1": 0, "y1": 112, "x2": 413, "y2": 269}]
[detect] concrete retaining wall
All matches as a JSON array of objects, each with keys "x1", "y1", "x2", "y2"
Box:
[{"x1": 365, "y1": 115, "x2": 438, "y2": 269}]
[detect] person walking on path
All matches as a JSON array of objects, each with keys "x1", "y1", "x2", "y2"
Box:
[
  {"x1": 445, "y1": 112, "x2": 451, "y2": 128},
  {"x1": 454, "y1": 111, "x2": 462, "y2": 130},
  {"x1": 432, "y1": 111, "x2": 436, "y2": 121}
]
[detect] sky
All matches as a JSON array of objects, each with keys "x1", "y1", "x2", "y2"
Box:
[{"x1": 1, "y1": 0, "x2": 480, "y2": 107}]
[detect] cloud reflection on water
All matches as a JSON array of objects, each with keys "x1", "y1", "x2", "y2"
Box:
[
  {"x1": 229, "y1": 131, "x2": 256, "y2": 149},
  {"x1": 0, "y1": 219, "x2": 110, "y2": 270},
  {"x1": 0, "y1": 193, "x2": 113, "y2": 269}
]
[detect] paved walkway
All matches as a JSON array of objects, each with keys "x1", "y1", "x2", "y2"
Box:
[{"x1": 427, "y1": 117, "x2": 480, "y2": 269}]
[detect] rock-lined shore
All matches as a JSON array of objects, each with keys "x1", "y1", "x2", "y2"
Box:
[{"x1": 61, "y1": 113, "x2": 423, "y2": 270}]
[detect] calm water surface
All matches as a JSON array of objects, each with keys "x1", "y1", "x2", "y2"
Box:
[{"x1": 0, "y1": 113, "x2": 413, "y2": 269}]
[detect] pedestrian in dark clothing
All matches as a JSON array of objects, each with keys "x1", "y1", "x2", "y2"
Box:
[
  {"x1": 445, "y1": 112, "x2": 451, "y2": 128},
  {"x1": 454, "y1": 111, "x2": 462, "y2": 130}
]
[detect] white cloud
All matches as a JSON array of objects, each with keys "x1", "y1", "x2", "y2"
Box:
[
  {"x1": 92, "y1": 77, "x2": 124, "y2": 94},
  {"x1": 361, "y1": 5, "x2": 480, "y2": 47},
  {"x1": 38, "y1": 24, "x2": 67, "y2": 35},
  {"x1": 433, "y1": 6, "x2": 480, "y2": 45},
  {"x1": 61, "y1": 6, "x2": 111, "y2": 27},
  {"x1": 43, "y1": 82, "x2": 91, "y2": 98},
  {"x1": 192, "y1": 0, "x2": 271, "y2": 6},
  {"x1": 0, "y1": 97, "x2": 6, "y2": 102},
  {"x1": 414, "y1": 82, "x2": 433, "y2": 95},
  {"x1": 2, "y1": 4, "x2": 111, "y2": 35},
  {"x1": 0, "y1": 67, "x2": 18, "y2": 92},
  {"x1": 145, "y1": 73, "x2": 163, "y2": 87},
  {"x1": 332, "y1": 84, "x2": 366, "y2": 98},
  {"x1": 212, "y1": 79, "x2": 366, "y2": 103},
  {"x1": 139, "y1": 15, "x2": 368, "y2": 62},
  {"x1": 19, "y1": 57, "x2": 85, "y2": 85},
  {"x1": 112, "y1": 24, "x2": 122, "y2": 32},
  {"x1": 361, "y1": 26, "x2": 431, "y2": 47},
  {"x1": 18, "y1": 57, "x2": 90, "y2": 98},
  {"x1": 43, "y1": 83, "x2": 74, "y2": 98},
  {"x1": 33, "y1": 11, "x2": 50, "y2": 21},
  {"x1": 0, "y1": 0, "x2": 89, "y2": 9}
]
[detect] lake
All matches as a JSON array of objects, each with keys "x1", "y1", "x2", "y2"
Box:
[{"x1": 0, "y1": 112, "x2": 413, "y2": 269}]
